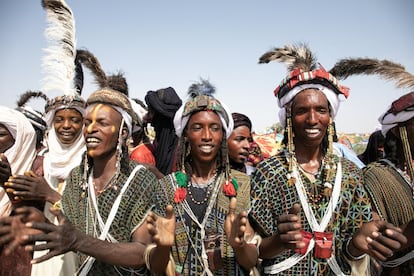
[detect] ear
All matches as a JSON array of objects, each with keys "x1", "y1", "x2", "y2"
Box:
[{"x1": 121, "y1": 127, "x2": 129, "y2": 140}]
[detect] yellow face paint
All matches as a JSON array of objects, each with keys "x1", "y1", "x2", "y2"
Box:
[{"x1": 86, "y1": 104, "x2": 119, "y2": 157}]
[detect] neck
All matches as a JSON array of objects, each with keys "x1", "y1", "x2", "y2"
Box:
[
  {"x1": 230, "y1": 159, "x2": 246, "y2": 173},
  {"x1": 91, "y1": 152, "x2": 119, "y2": 189},
  {"x1": 191, "y1": 161, "x2": 217, "y2": 184}
]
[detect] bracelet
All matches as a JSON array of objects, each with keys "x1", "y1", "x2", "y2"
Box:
[
  {"x1": 343, "y1": 238, "x2": 366, "y2": 261},
  {"x1": 144, "y1": 243, "x2": 157, "y2": 270}
]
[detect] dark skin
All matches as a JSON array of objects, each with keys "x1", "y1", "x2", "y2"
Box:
[
  {"x1": 0, "y1": 154, "x2": 12, "y2": 186},
  {"x1": 259, "y1": 89, "x2": 407, "y2": 262},
  {"x1": 146, "y1": 111, "x2": 258, "y2": 272},
  {"x1": 2, "y1": 109, "x2": 84, "y2": 206},
  {"x1": 1, "y1": 104, "x2": 167, "y2": 270}
]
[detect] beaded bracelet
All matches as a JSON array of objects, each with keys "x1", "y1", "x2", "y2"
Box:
[{"x1": 343, "y1": 238, "x2": 366, "y2": 261}]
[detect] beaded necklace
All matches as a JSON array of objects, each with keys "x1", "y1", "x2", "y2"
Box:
[{"x1": 187, "y1": 173, "x2": 217, "y2": 205}]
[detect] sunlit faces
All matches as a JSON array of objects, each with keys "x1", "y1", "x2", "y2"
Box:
[
  {"x1": 228, "y1": 125, "x2": 251, "y2": 164},
  {"x1": 53, "y1": 108, "x2": 83, "y2": 145},
  {"x1": 291, "y1": 89, "x2": 330, "y2": 147},
  {"x1": 83, "y1": 103, "x2": 122, "y2": 158},
  {"x1": 185, "y1": 111, "x2": 223, "y2": 165},
  {"x1": 0, "y1": 124, "x2": 15, "y2": 153}
]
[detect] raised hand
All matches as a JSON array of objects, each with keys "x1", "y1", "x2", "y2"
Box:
[
  {"x1": 0, "y1": 207, "x2": 45, "y2": 255},
  {"x1": 146, "y1": 205, "x2": 175, "y2": 247},
  {"x1": 4, "y1": 171, "x2": 60, "y2": 203},
  {"x1": 0, "y1": 154, "x2": 12, "y2": 185},
  {"x1": 224, "y1": 197, "x2": 250, "y2": 249},
  {"x1": 351, "y1": 220, "x2": 407, "y2": 261},
  {"x1": 277, "y1": 203, "x2": 305, "y2": 251},
  {"x1": 24, "y1": 208, "x2": 80, "y2": 264}
]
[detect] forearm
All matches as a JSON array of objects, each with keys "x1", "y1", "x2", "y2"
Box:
[{"x1": 74, "y1": 231, "x2": 146, "y2": 268}]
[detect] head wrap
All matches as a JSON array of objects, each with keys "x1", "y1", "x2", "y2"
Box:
[
  {"x1": 0, "y1": 106, "x2": 37, "y2": 216},
  {"x1": 174, "y1": 94, "x2": 234, "y2": 138},
  {"x1": 259, "y1": 43, "x2": 349, "y2": 128},
  {"x1": 44, "y1": 94, "x2": 86, "y2": 126},
  {"x1": 145, "y1": 87, "x2": 182, "y2": 119},
  {"x1": 379, "y1": 91, "x2": 414, "y2": 136},
  {"x1": 232, "y1": 112, "x2": 252, "y2": 131},
  {"x1": 86, "y1": 88, "x2": 138, "y2": 136},
  {"x1": 128, "y1": 98, "x2": 146, "y2": 133}
]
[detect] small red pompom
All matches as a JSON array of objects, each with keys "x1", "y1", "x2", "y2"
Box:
[{"x1": 174, "y1": 187, "x2": 187, "y2": 203}]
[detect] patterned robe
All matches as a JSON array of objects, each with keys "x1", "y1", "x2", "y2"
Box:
[
  {"x1": 153, "y1": 170, "x2": 251, "y2": 275},
  {"x1": 364, "y1": 160, "x2": 414, "y2": 275},
  {"x1": 62, "y1": 160, "x2": 156, "y2": 275},
  {"x1": 249, "y1": 151, "x2": 372, "y2": 275}
]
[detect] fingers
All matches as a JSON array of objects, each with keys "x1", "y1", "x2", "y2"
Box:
[
  {"x1": 228, "y1": 197, "x2": 237, "y2": 215},
  {"x1": 26, "y1": 221, "x2": 56, "y2": 233},
  {"x1": 165, "y1": 205, "x2": 175, "y2": 219},
  {"x1": 31, "y1": 250, "x2": 59, "y2": 264},
  {"x1": 288, "y1": 203, "x2": 301, "y2": 215}
]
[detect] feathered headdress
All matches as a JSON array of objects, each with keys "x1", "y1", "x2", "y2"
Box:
[
  {"x1": 76, "y1": 49, "x2": 129, "y2": 96},
  {"x1": 173, "y1": 78, "x2": 233, "y2": 138},
  {"x1": 259, "y1": 43, "x2": 349, "y2": 104},
  {"x1": 41, "y1": 0, "x2": 78, "y2": 98},
  {"x1": 329, "y1": 58, "x2": 414, "y2": 89}
]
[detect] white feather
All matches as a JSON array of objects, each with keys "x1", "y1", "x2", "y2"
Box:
[{"x1": 41, "y1": 0, "x2": 77, "y2": 98}]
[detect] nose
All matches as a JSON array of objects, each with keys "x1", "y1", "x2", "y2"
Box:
[
  {"x1": 62, "y1": 119, "x2": 71, "y2": 129},
  {"x1": 307, "y1": 110, "x2": 318, "y2": 125},
  {"x1": 201, "y1": 127, "x2": 212, "y2": 141}
]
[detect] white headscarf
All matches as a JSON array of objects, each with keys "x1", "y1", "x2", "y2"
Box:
[
  {"x1": 43, "y1": 122, "x2": 86, "y2": 183},
  {"x1": 0, "y1": 106, "x2": 37, "y2": 216},
  {"x1": 379, "y1": 109, "x2": 414, "y2": 136},
  {"x1": 173, "y1": 95, "x2": 234, "y2": 138},
  {"x1": 278, "y1": 84, "x2": 343, "y2": 128}
]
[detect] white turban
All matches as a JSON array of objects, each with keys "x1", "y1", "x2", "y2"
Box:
[
  {"x1": 378, "y1": 109, "x2": 414, "y2": 136},
  {"x1": 278, "y1": 84, "x2": 343, "y2": 128}
]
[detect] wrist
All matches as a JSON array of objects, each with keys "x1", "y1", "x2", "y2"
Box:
[{"x1": 343, "y1": 238, "x2": 366, "y2": 261}]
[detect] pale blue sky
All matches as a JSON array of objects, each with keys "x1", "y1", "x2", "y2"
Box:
[{"x1": 1, "y1": 0, "x2": 413, "y2": 133}]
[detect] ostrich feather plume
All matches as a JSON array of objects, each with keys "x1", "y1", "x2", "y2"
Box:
[
  {"x1": 330, "y1": 58, "x2": 414, "y2": 89},
  {"x1": 41, "y1": 0, "x2": 77, "y2": 98},
  {"x1": 259, "y1": 43, "x2": 317, "y2": 72}
]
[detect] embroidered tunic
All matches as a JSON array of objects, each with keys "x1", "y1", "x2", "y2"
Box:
[
  {"x1": 62, "y1": 161, "x2": 156, "y2": 275},
  {"x1": 153, "y1": 170, "x2": 251, "y2": 275},
  {"x1": 249, "y1": 152, "x2": 372, "y2": 275}
]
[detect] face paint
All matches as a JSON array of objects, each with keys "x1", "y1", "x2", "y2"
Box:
[{"x1": 84, "y1": 103, "x2": 122, "y2": 159}]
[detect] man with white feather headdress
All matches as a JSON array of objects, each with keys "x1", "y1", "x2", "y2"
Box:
[{"x1": 248, "y1": 43, "x2": 407, "y2": 275}]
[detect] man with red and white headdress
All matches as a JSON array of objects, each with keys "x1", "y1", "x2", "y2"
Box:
[{"x1": 248, "y1": 43, "x2": 406, "y2": 275}]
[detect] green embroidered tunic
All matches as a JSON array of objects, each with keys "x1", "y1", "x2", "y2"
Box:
[
  {"x1": 153, "y1": 169, "x2": 251, "y2": 275},
  {"x1": 62, "y1": 161, "x2": 156, "y2": 275}
]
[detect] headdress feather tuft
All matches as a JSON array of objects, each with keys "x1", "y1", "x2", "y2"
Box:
[
  {"x1": 329, "y1": 58, "x2": 414, "y2": 89},
  {"x1": 107, "y1": 71, "x2": 129, "y2": 96},
  {"x1": 16, "y1": 91, "x2": 49, "y2": 108},
  {"x1": 258, "y1": 42, "x2": 317, "y2": 72},
  {"x1": 75, "y1": 49, "x2": 108, "y2": 88},
  {"x1": 187, "y1": 78, "x2": 216, "y2": 98},
  {"x1": 41, "y1": 0, "x2": 77, "y2": 98}
]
